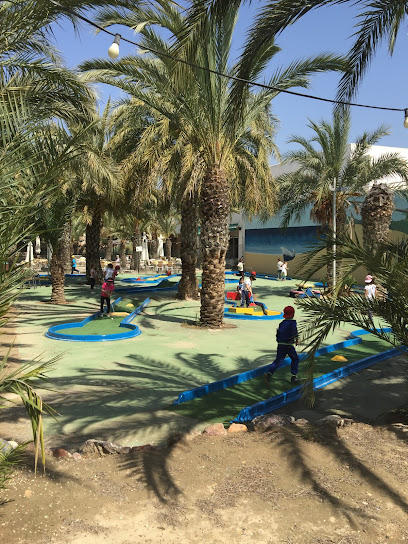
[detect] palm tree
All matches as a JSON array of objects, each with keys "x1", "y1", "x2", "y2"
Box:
[
  {"x1": 361, "y1": 183, "x2": 396, "y2": 249},
  {"x1": 73, "y1": 102, "x2": 122, "y2": 284},
  {"x1": 296, "y1": 232, "x2": 408, "y2": 402},
  {"x1": 83, "y1": 2, "x2": 343, "y2": 326},
  {"x1": 278, "y1": 111, "x2": 408, "y2": 283},
  {"x1": 0, "y1": 0, "x2": 136, "y2": 481},
  {"x1": 187, "y1": 0, "x2": 408, "y2": 104},
  {"x1": 108, "y1": 98, "x2": 162, "y2": 272}
]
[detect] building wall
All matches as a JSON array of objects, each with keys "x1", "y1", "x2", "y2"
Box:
[
  {"x1": 242, "y1": 145, "x2": 408, "y2": 283},
  {"x1": 245, "y1": 224, "x2": 407, "y2": 283}
]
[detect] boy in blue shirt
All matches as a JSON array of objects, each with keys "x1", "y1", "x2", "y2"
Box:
[
  {"x1": 266, "y1": 305, "x2": 299, "y2": 383},
  {"x1": 71, "y1": 256, "x2": 78, "y2": 274}
]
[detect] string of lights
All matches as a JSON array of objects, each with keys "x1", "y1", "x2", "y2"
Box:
[{"x1": 50, "y1": 0, "x2": 408, "y2": 126}]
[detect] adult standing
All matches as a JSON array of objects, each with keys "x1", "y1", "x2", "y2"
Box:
[{"x1": 281, "y1": 261, "x2": 288, "y2": 280}]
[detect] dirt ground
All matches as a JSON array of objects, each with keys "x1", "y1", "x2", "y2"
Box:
[{"x1": 2, "y1": 422, "x2": 408, "y2": 544}]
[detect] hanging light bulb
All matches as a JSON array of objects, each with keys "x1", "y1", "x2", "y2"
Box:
[
  {"x1": 108, "y1": 34, "x2": 121, "y2": 59},
  {"x1": 404, "y1": 108, "x2": 408, "y2": 129}
]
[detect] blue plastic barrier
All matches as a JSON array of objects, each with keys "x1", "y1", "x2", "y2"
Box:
[
  {"x1": 232, "y1": 328, "x2": 397, "y2": 422},
  {"x1": 45, "y1": 298, "x2": 150, "y2": 342},
  {"x1": 233, "y1": 347, "x2": 399, "y2": 422},
  {"x1": 172, "y1": 335, "x2": 363, "y2": 405}
]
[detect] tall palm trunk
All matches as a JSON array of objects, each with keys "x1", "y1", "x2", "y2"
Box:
[
  {"x1": 105, "y1": 236, "x2": 113, "y2": 261},
  {"x1": 177, "y1": 194, "x2": 199, "y2": 300},
  {"x1": 119, "y1": 239, "x2": 126, "y2": 268},
  {"x1": 361, "y1": 183, "x2": 394, "y2": 248},
  {"x1": 60, "y1": 219, "x2": 72, "y2": 273},
  {"x1": 132, "y1": 222, "x2": 142, "y2": 271},
  {"x1": 50, "y1": 250, "x2": 66, "y2": 304},
  {"x1": 86, "y1": 205, "x2": 103, "y2": 284},
  {"x1": 165, "y1": 238, "x2": 172, "y2": 259},
  {"x1": 200, "y1": 165, "x2": 230, "y2": 327}
]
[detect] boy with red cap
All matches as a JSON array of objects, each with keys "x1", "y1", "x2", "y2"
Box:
[{"x1": 266, "y1": 305, "x2": 299, "y2": 383}]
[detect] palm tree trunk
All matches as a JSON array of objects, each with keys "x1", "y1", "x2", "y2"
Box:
[
  {"x1": 177, "y1": 194, "x2": 199, "y2": 300},
  {"x1": 119, "y1": 239, "x2": 126, "y2": 268},
  {"x1": 60, "y1": 219, "x2": 72, "y2": 274},
  {"x1": 361, "y1": 183, "x2": 394, "y2": 248},
  {"x1": 132, "y1": 223, "x2": 142, "y2": 272},
  {"x1": 200, "y1": 165, "x2": 230, "y2": 327},
  {"x1": 105, "y1": 236, "x2": 113, "y2": 261},
  {"x1": 335, "y1": 203, "x2": 347, "y2": 280},
  {"x1": 165, "y1": 238, "x2": 172, "y2": 259},
  {"x1": 86, "y1": 205, "x2": 103, "y2": 284},
  {"x1": 50, "y1": 251, "x2": 66, "y2": 304}
]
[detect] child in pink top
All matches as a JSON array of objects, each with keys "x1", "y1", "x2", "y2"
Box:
[{"x1": 100, "y1": 278, "x2": 114, "y2": 316}]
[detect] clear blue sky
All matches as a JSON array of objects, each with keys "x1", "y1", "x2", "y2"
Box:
[{"x1": 52, "y1": 2, "x2": 408, "y2": 160}]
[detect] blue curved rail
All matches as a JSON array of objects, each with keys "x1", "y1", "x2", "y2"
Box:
[
  {"x1": 45, "y1": 298, "x2": 150, "y2": 342},
  {"x1": 233, "y1": 328, "x2": 399, "y2": 422},
  {"x1": 172, "y1": 335, "x2": 362, "y2": 405}
]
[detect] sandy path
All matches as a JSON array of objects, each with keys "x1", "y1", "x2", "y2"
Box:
[{"x1": 2, "y1": 424, "x2": 408, "y2": 544}]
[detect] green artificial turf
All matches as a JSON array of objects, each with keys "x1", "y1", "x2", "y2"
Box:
[
  {"x1": 113, "y1": 298, "x2": 140, "y2": 313},
  {"x1": 56, "y1": 315, "x2": 126, "y2": 336},
  {"x1": 169, "y1": 334, "x2": 392, "y2": 425}
]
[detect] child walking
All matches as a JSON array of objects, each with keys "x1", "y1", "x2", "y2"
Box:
[
  {"x1": 71, "y1": 256, "x2": 79, "y2": 274},
  {"x1": 240, "y1": 272, "x2": 256, "y2": 308},
  {"x1": 237, "y1": 275, "x2": 245, "y2": 300},
  {"x1": 113, "y1": 265, "x2": 120, "y2": 280},
  {"x1": 89, "y1": 267, "x2": 96, "y2": 290},
  {"x1": 100, "y1": 278, "x2": 114, "y2": 317},
  {"x1": 104, "y1": 262, "x2": 114, "y2": 281},
  {"x1": 266, "y1": 305, "x2": 299, "y2": 383},
  {"x1": 364, "y1": 274, "x2": 376, "y2": 321}
]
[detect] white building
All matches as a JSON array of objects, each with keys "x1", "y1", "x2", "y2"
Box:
[{"x1": 227, "y1": 144, "x2": 408, "y2": 276}]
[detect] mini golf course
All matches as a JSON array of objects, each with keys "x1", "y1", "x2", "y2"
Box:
[
  {"x1": 46, "y1": 298, "x2": 150, "y2": 342},
  {"x1": 8, "y1": 274, "x2": 407, "y2": 447},
  {"x1": 169, "y1": 331, "x2": 396, "y2": 425}
]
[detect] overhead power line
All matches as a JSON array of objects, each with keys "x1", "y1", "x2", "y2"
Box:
[{"x1": 49, "y1": 0, "x2": 407, "y2": 115}]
